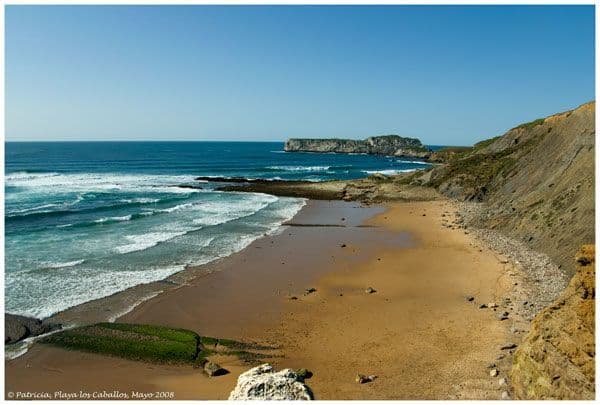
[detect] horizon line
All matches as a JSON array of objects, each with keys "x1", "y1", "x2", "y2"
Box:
[{"x1": 4, "y1": 139, "x2": 467, "y2": 146}]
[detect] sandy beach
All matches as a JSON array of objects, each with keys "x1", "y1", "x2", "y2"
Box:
[{"x1": 5, "y1": 199, "x2": 520, "y2": 400}]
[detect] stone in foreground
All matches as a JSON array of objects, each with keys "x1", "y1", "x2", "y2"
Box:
[
  {"x1": 228, "y1": 363, "x2": 314, "y2": 400},
  {"x1": 204, "y1": 360, "x2": 229, "y2": 377}
]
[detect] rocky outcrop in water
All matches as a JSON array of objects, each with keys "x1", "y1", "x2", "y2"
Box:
[
  {"x1": 228, "y1": 364, "x2": 314, "y2": 400},
  {"x1": 284, "y1": 135, "x2": 430, "y2": 158},
  {"x1": 510, "y1": 245, "x2": 595, "y2": 400},
  {"x1": 5, "y1": 314, "x2": 61, "y2": 344}
]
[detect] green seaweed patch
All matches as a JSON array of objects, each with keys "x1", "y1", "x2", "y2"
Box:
[
  {"x1": 98, "y1": 322, "x2": 199, "y2": 345},
  {"x1": 40, "y1": 323, "x2": 201, "y2": 364},
  {"x1": 40, "y1": 323, "x2": 276, "y2": 366},
  {"x1": 200, "y1": 336, "x2": 276, "y2": 351}
]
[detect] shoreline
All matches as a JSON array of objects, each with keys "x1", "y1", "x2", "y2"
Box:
[
  {"x1": 5, "y1": 195, "x2": 311, "y2": 359},
  {"x1": 5, "y1": 198, "x2": 532, "y2": 399},
  {"x1": 9, "y1": 196, "x2": 313, "y2": 330}
]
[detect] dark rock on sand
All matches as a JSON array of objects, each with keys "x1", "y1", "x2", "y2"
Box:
[
  {"x1": 295, "y1": 368, "x2": 313, "y2": 381},
  {"x1": 204, "y1": 360, "x2": 229, "y2": 377},
  {"x1": 356, "y1": 374, "x2": 377, "y2": 384},
  {"x1": 5, "y1": 313, "x2": 61, "y2": 344}
]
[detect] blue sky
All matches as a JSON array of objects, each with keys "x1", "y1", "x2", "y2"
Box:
[{"x1": 5, "y1": 5, "x2": 595, "y2": 145}]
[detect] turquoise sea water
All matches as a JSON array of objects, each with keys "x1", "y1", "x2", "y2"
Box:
[{"x1": 5, "y1": 141, "x2": 431, "y2": 318}]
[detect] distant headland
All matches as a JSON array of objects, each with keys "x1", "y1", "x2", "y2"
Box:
[{"x1": 284, "y1": 135, "x2": 431, "y2": 159}]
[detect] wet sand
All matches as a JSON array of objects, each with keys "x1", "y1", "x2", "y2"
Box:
[{"x1": 5, "y1": 199, "x2": 517, "y2": 399}]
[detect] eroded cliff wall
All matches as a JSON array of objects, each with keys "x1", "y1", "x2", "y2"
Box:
[{"x1": 510, "y1": 245, "x2": 595, "y2": 400}]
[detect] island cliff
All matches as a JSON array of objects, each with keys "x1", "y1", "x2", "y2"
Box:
[{"x1": 284, "y1": 135, "x2": 431, "y2": 158}]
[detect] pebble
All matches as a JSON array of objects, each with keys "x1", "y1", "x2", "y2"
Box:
[
  {"x1": 466, "y1": 296, "x2": 475, "y2": 302},
  {"x1": 203, "y1": 361, "x2": 229, "y2": 377},
  {"x1": 304, "y1": 288, "x2": 317, "y2": 295},
  {"x1": 488, "y1": 302, "x2": 498, "y2": 308},
  {"x1": 296, "y1": 368, "x2": 313, "y2": 381},
  {"x1": 499, "y1": 377, "x2": 507, "y2": 386},
  {"x1": 500, "y1": 343, "x2": 517, "y2": 350},
  {"x1": 479, "y1": 304, "x2": 488, "y2": 309},
  {"x1": 455, "y1": 203, "x2": 568, "y2": 321},
  {"x1": 501, "y1": 391, "x2": 510, "y2": 400},
  {"x1": 356, "y1": 374, "x2": 377, "y2": 384},
  {"x1": 490, "y1": 369, "x2": 498, "y2": 377},
  {"x1": 365, "y1": 287, "x2": 377, "y2": 294}
]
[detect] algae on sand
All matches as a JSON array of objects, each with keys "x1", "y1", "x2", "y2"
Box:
[{"x1": 40, "y1": 322, "x2": 275, "y2": 365}]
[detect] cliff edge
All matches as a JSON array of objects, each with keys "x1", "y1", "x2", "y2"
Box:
[{"x1": 409, "y1": 101, "x2": 595, "y2": 277}]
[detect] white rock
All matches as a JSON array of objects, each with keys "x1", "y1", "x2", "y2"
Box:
[
  {"x1": 228, "y1": 363, "x2": 313, "y2": 400},
  {"x1": 499, "y1": 377, "x2": 507, "y2": 386},
  {"x1": 490, "y1": 369, "x2": 499, "y2": 377},
  {"x1": 501, "y1": 391, "x2": 510, "y2": 400}
]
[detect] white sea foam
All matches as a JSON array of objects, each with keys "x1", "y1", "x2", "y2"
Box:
[
  {"x1": 190, "y1": 194, "x2": 277, "y2": 226},
  {"x1": 43, "y1": 259, "x2": 85, "y2": 269},
  {"x1": 114, "y1": 231, "x2": 188, "y2": 254},
  {"x1": 10, "y1": 203, "x2": 61, "y2": 214},
  {"x1": 5, "y1": 265, "x2": 187, "y2": 319},
  {"x1": 266, "y1": 165, "x2": 330, "y2": 172},
  {"x1": 94, "y1": 215, "x2": 132, "y2": 223},
  {"x1": 5, "y1": 172, "x2": 199, "y2": 195},
  {"x1": 120, "y1": 197, "x2": 161, "y2": 204},
  {"x1": 107, "y1": 291, "x2": 164, "y2": 323},
  {"x1": 396, "y1": 160, "x2": 430, "y2": 165},
  {"x1": 6, "y1": 173, "x2": 307, "y2": 322},
  {"x1": 155, "y1": 202, "x2": 194, "y2": 213},
  {"x1": 362, "y1": 169, "x2": 419, "y2": 175}
]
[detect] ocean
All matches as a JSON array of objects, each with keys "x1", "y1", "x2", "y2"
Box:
[{"x1": 5, "y1": 141, "x2": 431, "y2": 319}]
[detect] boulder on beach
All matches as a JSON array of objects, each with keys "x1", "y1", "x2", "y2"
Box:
[
  {"x1": 5, "y1": 313, "x2": 61, "y2": 344},
  {"x1": 228, "y1": 363, "x2": 314, "y2": 400}
]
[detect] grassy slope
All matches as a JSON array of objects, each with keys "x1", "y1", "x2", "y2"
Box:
[{"x1": 418, "y1": 101, "x2": 595, "y2": 276}]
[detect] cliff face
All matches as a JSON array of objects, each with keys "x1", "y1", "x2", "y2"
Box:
[
  {"x1": 284, "y1": 135, "x2": 429, "y2": 158},
  {"x1": 510, "y1": 245, "x2": 595, "y2": 400},
  {"x1": 412, "y1": 101, "x2": 595, "y2": 277}
]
